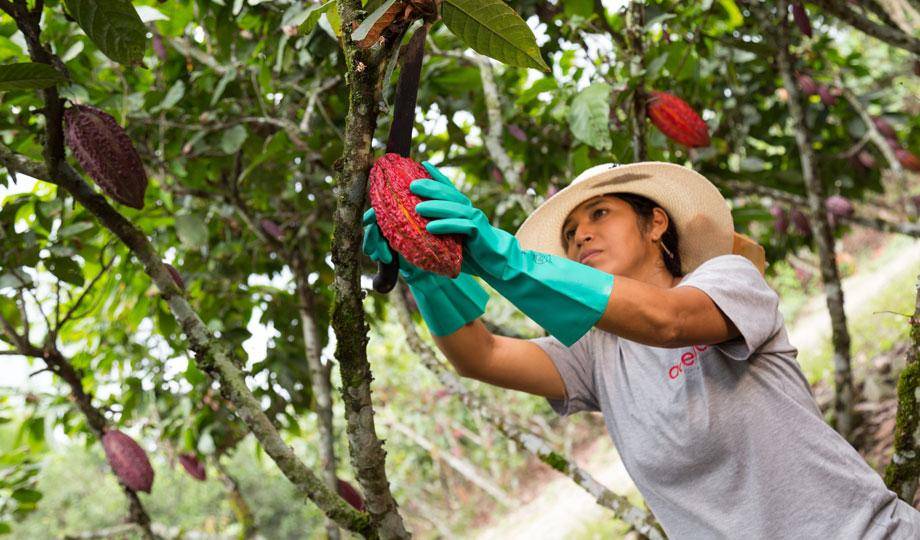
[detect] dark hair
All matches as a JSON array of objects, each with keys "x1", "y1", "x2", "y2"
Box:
[
  {"x1": 562, "y1": 192, "x2": 683, "y2": 277},
  {"x1": 611, "y1": 193, "x2": 683, "y2": 277}
]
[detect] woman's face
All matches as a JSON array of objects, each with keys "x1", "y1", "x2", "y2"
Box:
[{"x1": 562, "y1": 195, "x2": 661, "y2": 277}]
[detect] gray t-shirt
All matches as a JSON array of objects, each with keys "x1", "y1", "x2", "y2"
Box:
[{"x1": 531, "y1": 254, "x2": 920, "y2": 539}]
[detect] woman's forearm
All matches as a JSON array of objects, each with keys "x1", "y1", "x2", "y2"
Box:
[{"x1": 430, "y1": 319, "x2": 495, "y2": 377}]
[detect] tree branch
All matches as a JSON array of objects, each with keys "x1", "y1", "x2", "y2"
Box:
[
  {"x1": 392, "y1": 284, "x2": 665, "y2": 540},
  {"x1": 811, "y1": 0, "x2": 920, "y2": 54}
]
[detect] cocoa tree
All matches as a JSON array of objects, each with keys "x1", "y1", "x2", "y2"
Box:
[{"x1": 1, "y1": 0, "x2": 919, "y2": 536}]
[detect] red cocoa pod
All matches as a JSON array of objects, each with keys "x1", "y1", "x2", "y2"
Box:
[
  {"x1": 64, "y1": 105, "x2": 148, "y2": 209},
  {"x1": 368, "y1": 153, "x2": 463, "y2": 277},
  {"x1": 872, "y1": 117, "x2": 897, "y2": 139},
  {"x1": 507, "y1": 124, "x2": 527, "y2": 142},
  {"x1": 101, "y1": 429, "x2": 154, "y2": 493},
  {"x1": 796, "y1": 73, "x2": 818, "y2": 96},
  {"x1": 790, "y1": 208, "x2": 811, "y2": 236},
  {"x1": 895, "y1": 148, "x2": 920, "y2": 172},
  {"x1": 491, "y1": 167, "x2": 503, "y2": 183},
  {"x1": 817, "y1": 85, "x2": 837, "y2": 107},
  {"x1": 164, "y1": 263, "x2": 185, "y2": 290},
  {"x1": 646, "y1": 91, "x2": 710, "y2": 148},
  {"x1": 825, "y1": 195, "x2": 854, "y2": 218},
  {"x1": 152, "y1": 33, "x2": 167, "y2": 62},
  {"x1": 856, "y1": 150, "x2": 876, "y2": 169},
  {"x1": 260, "y1": 218, "x2": 284, "y2": 241},
  {"x1": 770, "y1": 204, "x2": 789, "y2": 235},
  {"x1": 178, "y1": 453, "x2": 206, "y2": 481},
  {"x1": 336, "y1": 478, "x2": 365, "y2": 511},
  {"x1": 792, "y1": 3, "x2": 812, "y2": 37}
]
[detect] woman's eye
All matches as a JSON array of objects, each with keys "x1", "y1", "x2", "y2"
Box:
[
  {"x1": 564, "y1": 229, "x2": 574, "y2": 240},
  {"x1": 592, "y1": 208, "x2": 607, "y2": 219}
]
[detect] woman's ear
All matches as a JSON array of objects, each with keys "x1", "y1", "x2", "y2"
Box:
[{"x1": 650, "y1": 207, "x2": 670, "y2": 240}]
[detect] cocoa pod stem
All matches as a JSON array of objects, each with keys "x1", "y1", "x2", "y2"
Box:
[{"x1": 373, "y1": 244, "x2": 400, "y2": 293}]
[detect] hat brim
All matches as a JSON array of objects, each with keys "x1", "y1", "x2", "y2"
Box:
[{"x1": 514, "y1": 162, "x2": 734, "y2": 274}]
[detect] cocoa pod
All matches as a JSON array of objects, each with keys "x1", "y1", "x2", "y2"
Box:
[
  {"x1": 164, "y1": 263, "x2": 185, "y2": 291},
  {"x1": 491, "y1": 167, "x2": 503, "y2": 183},
  {"x1": 795, "y1": 74, "x2": 818, "y2": 96},
  {"x1": 817, "y1": 85, "x2": 837, "y2": 107},
  {"x1": 895, "y1": 148, "x2": 920, "y2": 172},
  {"x1": 260, "y1": 218, "x2": 284, "y2": 241},
  {"x1": 368, "y1": 153, "x2": 463, "y2": 277},
  {"x1": 64, "y1": 105, "x2": 148, "y2": 209},
  {"x1": 871, "y1": 117, "x2": 897, "y2": 139},
  {"x1": 790, "y1": 209, "x2": 811, "y2": 237},
  {"x1": 178, "y1": 453, "x2": 206, "y2": 481},
  {"x1": 336, "y1": 478, "x2": 365, "y2": 511},
  {"x1": 770, "y1": 204, "x2": 789, "y2": 235},
  {"x1": 507, "y1": 124, "x2": 527, "y2": 142},
  {"x1": 647, "y1": 91, "x2": 710, "y2": 148},
  {"x1": 856, "y1": 150, "x2": 876, "y2": 169},
  {"x1": 792, "y1": 3, "x2": 812, "y2": 37},
  {"x1": 101, "y1": 429, "x2": 154, "y2": 493},
  {"x1": 152, "y1": 34, "x2": 167, "y2": 62},
  {"x1": 825, "y1": 195, "x2": 854, "y2": 219},
  {"x1": 546, "y1": 184, "x2": 559, "y2": 199}
]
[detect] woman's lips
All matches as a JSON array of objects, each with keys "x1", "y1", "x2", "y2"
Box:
[{"x1": 580, "y1": 250, "x2": 601, "y2": 263}]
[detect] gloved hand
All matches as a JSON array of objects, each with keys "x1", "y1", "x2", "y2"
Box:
[
  {"x1": 362, "y1": 207, "x2": 489, "y2": 336},
  {"x1": 411, "y1": 162, "x2": 614, "y2": 346}
]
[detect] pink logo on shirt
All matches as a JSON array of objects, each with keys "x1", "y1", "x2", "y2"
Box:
[{"x1": 667, "y1": 344, "x2": 710, "y2": 380}]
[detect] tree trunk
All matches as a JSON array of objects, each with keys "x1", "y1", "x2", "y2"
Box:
[
  {"x1": 775, "y1": 0, "x2": 859, "y2": 440},
  {"x1": 295, "y1": 270, "x2": 341, "y2": 540},
  {"x1": 329, "y1": 1, "x2": 409, "y2": 537},
  {"x1": 884, "y1": 274, "x2": 920, "y2": 503}
]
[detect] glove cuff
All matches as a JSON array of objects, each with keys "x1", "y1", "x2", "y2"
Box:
[{"x1": 482, "y1": 251, "x2": 614, "y2": 346}]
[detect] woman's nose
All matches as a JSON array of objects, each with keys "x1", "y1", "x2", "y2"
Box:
[{"x1": 575, "y1": 227, "x2": 593, "y2": 247}]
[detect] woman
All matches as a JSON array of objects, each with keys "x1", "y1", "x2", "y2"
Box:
[{"x1": 362, "y1": 161, "x2": 920, "y2": 538}]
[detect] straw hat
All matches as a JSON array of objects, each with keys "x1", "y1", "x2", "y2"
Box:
[{"x1": 514, "y1": 162, "x2": 765, "y2": 275}]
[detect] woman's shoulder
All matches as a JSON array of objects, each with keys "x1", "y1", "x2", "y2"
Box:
[{"x1": 691, "y1": 253, "x2": 760, "y2": 275}]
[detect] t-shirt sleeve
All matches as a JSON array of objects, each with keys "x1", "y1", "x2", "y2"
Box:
[
  {"x1": 676, "y1": 254, "x2": 783, "y2": 361},
  {"x1": 528, "y1": 332, "x2": 600, "y2": 416}
]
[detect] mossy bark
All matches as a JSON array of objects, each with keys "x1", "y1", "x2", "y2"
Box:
[
  {"x1": 884, "y1": 275, "x2": 920, "y2": 502},
  {"x1": 328, "y1": 0, "x2": 410, "y2": 537}
]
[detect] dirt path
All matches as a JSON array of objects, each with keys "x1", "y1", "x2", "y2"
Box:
[
  {"x1": 474, "y1": 436, "x2": 638, "y2": 540},
  {"x1": 788, "y1": 238, "x2": 920, "y2": 355},
  {"x1": 473, "y1": 238, "x2": 920, "y2": 539}
]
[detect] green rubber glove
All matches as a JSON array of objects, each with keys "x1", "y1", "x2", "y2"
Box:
[
  {"x1": 410, "y1": 162, "x2": 614, "y2": 347},
  {"x1": 362, "y1": 207, "x2": 489, "y2": 337}
]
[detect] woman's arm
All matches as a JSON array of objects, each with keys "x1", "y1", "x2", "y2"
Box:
[
  {"x1": 431, "y1": 319, "x2": 566, "y2": 400},
  {"x1": 596, "y1": 274, "x2": 740, "y2": 348}
]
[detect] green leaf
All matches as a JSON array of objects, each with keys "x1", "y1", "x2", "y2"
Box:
[
  {"x1": 0, "y1": 63, "x2": 67, "y2": 92},
  {"x1": 211, "y1": 68, "x2": 237, "y2": 106},
  {"x1": 441, "y1": 0, "x2": 549, "y2": 71},
  {"x1": 46, "y1": 257, "x2": 84, "y2": 287},
  {"x1": 716, "y1": 0, "x2": 744, "y2": 29},
  {"x1": 64, "y1": 0, "x2": 147, "y2": 65},
  {"x1": 567, "y1": 82, "x2": 612, "y2": 151},
  {"x1": 11, "y1": 488, "x2": 42, "y2": 503},
  {"x1": 0, "y1": 522, "x2": 10, "y2": 535},
  {"x1": 282, "y1": 0, "x2": 334, "y2": 34},
  {"x1": 57, "y1": 221, "x2": 95, "y2": 238},
  {"x1": 563, "y1": 0, "x2": 593, "y2": 18},
  {"x1": 153, "y1": 79, "x2": 185, "y2": 113},
  {"x1": 220, "y1": 125, "x2": 248, "y2": 154},
  {"x1": 325, "y1": 7, "x2": 343, "y2": 38},
  {"x1": 645, "y1": 52, "x2": 668, "y2": 80},
  {"x1": 175, "y1": 214, "x2": 208, "y2": 248}
]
